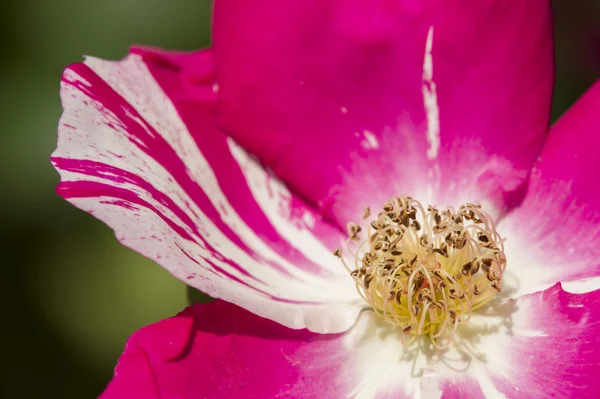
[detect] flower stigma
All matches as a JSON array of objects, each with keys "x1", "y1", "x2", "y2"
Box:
[{"x1": 334, "y1": 197, "x2": 507, "y2": 349}]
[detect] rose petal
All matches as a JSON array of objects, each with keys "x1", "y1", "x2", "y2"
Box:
[
  {"x1": 101, "y1": 284, "x2": 600, "y2": 399},
  {"x1": 499, "y1": 80, "x2": 600, "y2": 296},
  {"x1": 480, "y1": 283, "x2": 600, "y2": 398},
  {"x1": 100, "y1": 301, "x2": 435, "y2": 399},
  {"x1": 213, "y1": 0, "x2": 553, "y2": 222},
  {"x1": 52, "y1": 51, "x2": 362, "y2": 333}
]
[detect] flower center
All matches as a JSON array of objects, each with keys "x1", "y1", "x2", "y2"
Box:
[{"x1": 335, "y1": 196, "x2": 506, "y2": 348}]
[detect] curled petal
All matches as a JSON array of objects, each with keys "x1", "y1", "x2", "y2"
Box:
[
  {"x1": 52, "y1": 50, "x2": 362, "y2": 333},
  {"x1": 213, "y1": 0, "x2": 554, "y2": 223}
]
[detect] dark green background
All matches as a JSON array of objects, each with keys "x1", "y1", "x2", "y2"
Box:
[{"x1": 0, "y1": 1, "x2": 597, "y2": 397}]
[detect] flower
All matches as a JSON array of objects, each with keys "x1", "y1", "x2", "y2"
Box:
[{"x1": 52, "y1": 1, "x2": 600, "y2": 398}]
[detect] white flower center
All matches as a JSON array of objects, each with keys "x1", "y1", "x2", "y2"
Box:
[{"x1": 335, "y1": 196, "x2": 507, "y2": 348}]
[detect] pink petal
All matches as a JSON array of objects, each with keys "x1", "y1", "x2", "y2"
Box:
[
  {"x1": 52, "y1": 51, "x2": 362, "y2": 333},
  {"x1": 499, "y1": 80, "x2": 600, "y2": 296},
  {"x1": 101, "y1": 301, "x2": 352, "y2": 399},
  {"x1": 481, "y1": 283, "x2": 600, "y2": 398},
  {"x1": 213, "y1": 0, "x2": 554, "y2": 222},
  {"x1": 101, "y1": 285, "x2": 600, "y2": 398}
]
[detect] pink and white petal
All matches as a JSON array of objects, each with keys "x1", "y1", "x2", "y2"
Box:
[
  {"x1": 52, "y1": 51, "x2": 362, "y2": 334},
  {"x1": 101, "y1": 285, "x2": 600, "y2": 399},
  {"x1": 499, "y1": 80, "x2": 600, "y2": 297},
  {"x1": 99, "y1": 300, "x2": 454, "y2": 399},
  {"x1": 370, "y1": 284, "x2": 600, "y2": 399},
  {"x1": 424, "y1": 284, "x2": 600, "y2": 398},
  {"x1": 130, "y1": 46, "x2": 345, "y2": 254},
  {"x1": 475, "y1": 284, "x2": 600, "y2": 398},
  {"x1": 343, "y1": 285, "x2": 600, "y2": 399},
  {"x1": 213, "y1": 0, "x2": 554, "y2": 223}
]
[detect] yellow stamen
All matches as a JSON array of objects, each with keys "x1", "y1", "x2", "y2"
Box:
[{"x1": 335, "y1": 196, "x2": 507, "y2": 348}]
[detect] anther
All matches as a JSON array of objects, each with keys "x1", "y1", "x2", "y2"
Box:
[
  {"x1": 347, "y1": 222, "x2": 362, "y2": 240},
  {"x1": 363, "y1": 207, "x2": 371, "y2": 220},
  {"x1": 430, "y1": 247, "x2": 449, "y2": 257},
  {"x1": 409, "y1": 254, "x2": 418, "y2": 266},
  {"x1": 461, "y1": 262, "x2": 472, "y2": 276},
  {"x1": 337, "y1": 196, "x2": 507, "y2": 348},
  {"x1": 491, "y1": 280, "x2": 502, "y2": 292},
  {"x1": 395, "y1": 290, "x2": 403, "y2": 304},
  {"x1": 411, "y1": 304, "x2": 420, "y2": 316}
]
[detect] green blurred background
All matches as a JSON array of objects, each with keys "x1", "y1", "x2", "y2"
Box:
[{"x1": 0, "y1": 1, "x2": 598, "y2": 397}]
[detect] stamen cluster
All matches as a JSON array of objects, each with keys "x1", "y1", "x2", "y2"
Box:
[{"x1": 335, "y1": 196, "x2": 506, "y2": 348}]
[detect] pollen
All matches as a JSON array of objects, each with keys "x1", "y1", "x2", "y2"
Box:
[{"x1": 335, "y1": 196, "x2": 507, "y2": 348}]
